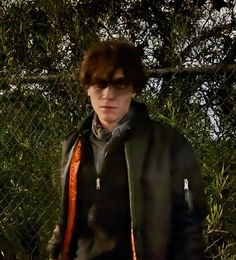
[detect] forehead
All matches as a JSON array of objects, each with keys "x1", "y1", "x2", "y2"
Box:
[{"x1": 112, "y1": 68, "x2": 125, "y2": 79}]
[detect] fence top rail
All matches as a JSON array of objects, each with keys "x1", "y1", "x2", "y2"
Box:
[{"x1": 0, "y1": 64, "x2": 235, "y2": 85}]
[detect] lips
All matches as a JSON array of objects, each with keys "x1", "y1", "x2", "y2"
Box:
[{"x1": 100, "y1": 106, "x2": 116, "y2": 109}]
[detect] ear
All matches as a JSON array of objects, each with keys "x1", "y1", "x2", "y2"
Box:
[{"x1": 132, "y1": 92, "x2": 136, "y2": 98}]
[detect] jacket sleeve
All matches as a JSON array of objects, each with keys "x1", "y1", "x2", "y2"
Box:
[
  {"x1": 47, "y1": 163, "x2": 68, "y2": 259},
  {"x1": 169, "y1": 131, "x2": 208, "y2": 260},
  {"x1": 47, "y1": 132, "x2": 78, "y2": 259},
  {"x1": 47, "y1": 224, "x2": 64, "y2": 259}
]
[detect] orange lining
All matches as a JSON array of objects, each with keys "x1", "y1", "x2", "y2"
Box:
[
  {"x1": 131, "y1": 227, "x2": 137, "y2": 260},
  {"x1": 61, "y1": 141, "x2": 82, "y2": 260},
  {"x1": 61, "y1": 140, "x2": 137, "y2": 260}
]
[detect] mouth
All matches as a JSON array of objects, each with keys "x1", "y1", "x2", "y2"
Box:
[{"x1": 100, "y1": 106, "x2": 117, "y2": 109}]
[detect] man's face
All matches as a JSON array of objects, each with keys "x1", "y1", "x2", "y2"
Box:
[{"x1": 87, "y1": 68, "x2": 136, "y2": 131}]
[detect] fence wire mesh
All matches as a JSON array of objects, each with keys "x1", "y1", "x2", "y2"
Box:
[{"x1": 0, "y1": 67, "x2": 236, "y2": 259}]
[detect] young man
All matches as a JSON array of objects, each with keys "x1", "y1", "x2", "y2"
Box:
[{"x1": 48, "y1": 39, "x2": 207, "y2": 260}]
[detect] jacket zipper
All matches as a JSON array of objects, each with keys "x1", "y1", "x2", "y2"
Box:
[{"x1": 124, "y1": 144, "x2": 137, "y2": 260}]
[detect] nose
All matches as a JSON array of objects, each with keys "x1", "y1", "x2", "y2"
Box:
[{"x1": 101, "y1": 86, "x2": 115, "y2": 99}]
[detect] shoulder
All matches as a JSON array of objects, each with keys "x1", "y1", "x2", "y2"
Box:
[
  {"x1": 62, "y1": 113, "x2": 93, "y2": 151},
  {"x1": 151, "y1": 119, "x2": 186, "y2": 141},
  {"x1": 63, "y1": 128, "x2": 81, "y2": 146},
  {"x1": 63, "y1": 129, "x2": 80, "y2": 144},
  {"x1": 61, "y1": 130, "x2": 80, "y2": 160},
  {"x1": 150, "y1": 119, "x2": 195, "y2": 156}
]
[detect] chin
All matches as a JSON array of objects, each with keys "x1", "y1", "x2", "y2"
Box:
[
  {"x1": 102, "y1": 117, "x2": 117, "y2": 123},
  {"x1": 100, "y1": 114, "x2": 118, "y2": 122}
]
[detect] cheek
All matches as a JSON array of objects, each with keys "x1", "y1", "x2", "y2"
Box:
[
  {"x1": 87, "y1": 90, "x2": 97, "y2": 104},
  {"x1": 121, "y1": 95, "x2": 133, "y2": 108},
  {"x1": 89, "y1": 96, "x2": 97, "y2": 108}
]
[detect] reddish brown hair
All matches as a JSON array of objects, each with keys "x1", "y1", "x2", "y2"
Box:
[{"x1": 78, "y1": 39, "x2": 146, "y2": 93}]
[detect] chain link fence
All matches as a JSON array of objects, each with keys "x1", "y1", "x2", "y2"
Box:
[{"x1": 0, "y1": 66, "x2": 236, "y2": 259}]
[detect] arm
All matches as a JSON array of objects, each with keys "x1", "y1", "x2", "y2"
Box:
[
  {"x1": 47, "y1": 136, "x2": 74, "y2": 259},
  {"x1": 169, "y1": 132, "x2": 207, "y2": 260},
  {"x1": 47, "y1": 130, "x2": 80, "y2": 258}
]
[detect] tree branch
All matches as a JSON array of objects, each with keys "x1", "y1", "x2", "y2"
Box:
[
  {"x1": 0, "y1": 64, "x2": 235, "y2": 85},
  {"x1": 147, "y1": 64, "x2": 236, "y2": 77}
]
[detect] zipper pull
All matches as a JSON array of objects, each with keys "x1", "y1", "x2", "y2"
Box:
[
  {"x1": 184, "y1": 178, "x2": 193, "y2": 211},
  {"x1": 184, "y1": 178, "x2": 189, "y2": 191},
  {"x1": 96, "y1": 177, "x2": 101, "y2": 190}
]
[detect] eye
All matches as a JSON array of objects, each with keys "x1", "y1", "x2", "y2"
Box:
[
  {"x1": 113, "y1": 83, "x2": 126, "y2": 90},
  {"x1": 92, "y1": 79, "x2": 107, "y2": 89},
  {"x1": 112, "y1": 79, "x2": 128, "y2": 89}
]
